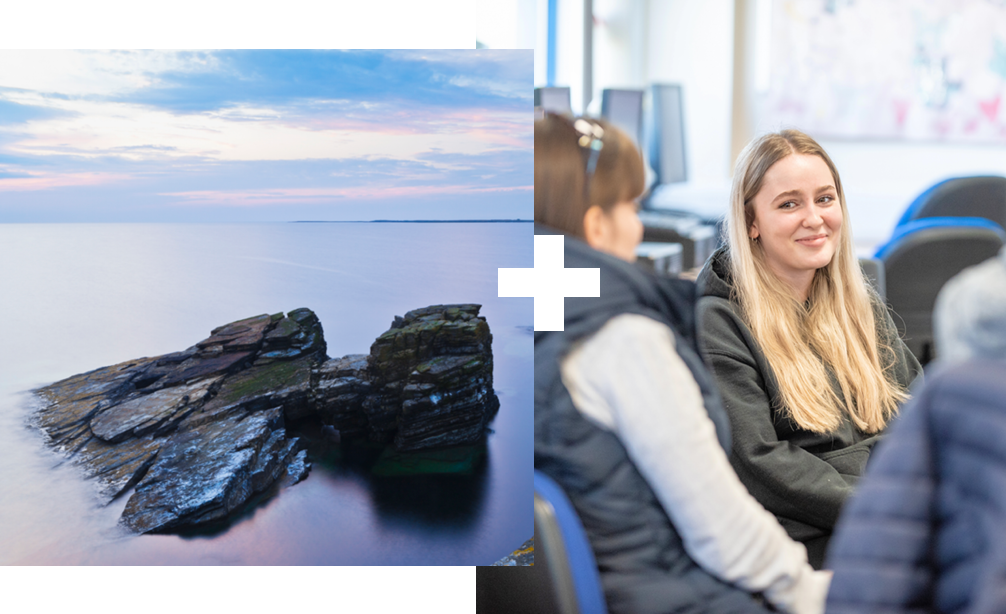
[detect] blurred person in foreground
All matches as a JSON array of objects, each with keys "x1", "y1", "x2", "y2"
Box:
[
  {"x1": 825, "y1": 247, "x2": 1006, "y2": 612},
  {"x1": 534, "y1": 112, "x2": 830, "y2": 614}
]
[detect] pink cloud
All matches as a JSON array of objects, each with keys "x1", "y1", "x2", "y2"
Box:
[
  {"x1": 162, "y1": 184, "x2": 533, "y2": 207},
  {"x1": 296, "y1": 107, "x2": 529, "y2": 147},
  {"x1": 0, "y1": 172, "x2": 131, "y2": 192}
]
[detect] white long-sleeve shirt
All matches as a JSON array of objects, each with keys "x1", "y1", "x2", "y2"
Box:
[{"x1": 560, "y1": 313, "x2": 830, "y2": 614}]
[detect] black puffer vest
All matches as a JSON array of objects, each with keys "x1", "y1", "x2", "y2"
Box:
[{"x1": 533, "y1": 226, "x2": 771, "y2": 614}]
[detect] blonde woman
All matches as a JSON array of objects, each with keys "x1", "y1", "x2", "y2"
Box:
[
  {"x1": 536, "y1": 115, "x2": 830, "y2": 614},
  {"x1": 696, "y1": 129, "x2": 923, "y2": 569}
]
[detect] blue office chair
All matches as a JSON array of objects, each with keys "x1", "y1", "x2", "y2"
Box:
[
  {"x1": 896, "y1": 175, "x2": 1006, "y2": 231},
  {"x1": 534, "y1": 470, "x2": 608, "y2": 614},
  {"x1": 875, "y1": 217, "x2": 1006, "y2": 365}
]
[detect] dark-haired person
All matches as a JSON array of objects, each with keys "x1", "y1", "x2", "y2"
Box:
[
  {"x1": 534, "y1": 113, "x2": 829, "y2": 614},
  {"x1": 696, "y1": 129, "x2": 922, "y2": 569}
]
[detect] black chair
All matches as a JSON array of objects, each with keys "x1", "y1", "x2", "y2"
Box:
[
  {"x1": 897, "y1": 175, "x2": 1006, "y2": 231},
  {"x1": 875, "y1": 217, "x2": 1006, "y2": 365}
]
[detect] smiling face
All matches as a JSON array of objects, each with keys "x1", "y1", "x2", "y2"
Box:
[{"x1": 748, "y1": 153, "x2": 843, "y2": 298}]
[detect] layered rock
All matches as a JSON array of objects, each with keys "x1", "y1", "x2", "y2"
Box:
[
  {"x1": 32, "y1": 303, "x2": 499, "y2": 533},
  {"x1": 33, "y1": 309, "x2": 323, "y2": 533},
  {"x1": 361, "y1": 304, "x2": 498, "y2": 450},
  {"x1": 310, "y1": 304, "x2": 499, "y2": 451},
  {"x1": 122, "y1": 406, "x2": 306, "y2": 533},
  {"x1": 311, "y1": 354, "x2": 371, "y2": 439}
]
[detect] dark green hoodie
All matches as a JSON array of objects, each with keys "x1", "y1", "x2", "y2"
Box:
[{"x1": 695, "y1": 247, "x2": 923, "y2": 568}]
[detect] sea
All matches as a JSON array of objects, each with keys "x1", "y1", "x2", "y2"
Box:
[{"x1": 0, "y1": 222, "x2": 532, "y2": 566}]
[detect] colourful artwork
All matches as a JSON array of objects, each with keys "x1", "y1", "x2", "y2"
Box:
[{"x1": 764, "y1": 0, "x2": 1006, "y2": 142}]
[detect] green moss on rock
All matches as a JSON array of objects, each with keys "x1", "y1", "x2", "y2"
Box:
[{"x1": 216, "y1": 357, "x2": 311, "y2": 405}]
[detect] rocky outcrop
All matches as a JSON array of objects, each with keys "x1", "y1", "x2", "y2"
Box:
[
  {"x1": 357, "y1": 304, "x2": 499, "y2": 451},
  {"x1": 34, "y1": 310, "x2": 321, "y2": 533},
  {"x1": 310, "y1": 304, "x2": 498, "y2": 451},
  {"x1": 32, "y1": 304, "x2": 499, "y2": 534}
]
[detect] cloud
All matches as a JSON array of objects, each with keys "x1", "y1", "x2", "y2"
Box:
[
  {"x1": 0, "y1": 147, "x2": 529, "y2": 200},
  {"x1": 0, "y1": 51, "x2": 530, "y2": 170},
  {"x1": 390, "y1": 49, "x2": 532, "y2": 94},
  {"x1": 0, "y1": 50, "x2": 218, "y2": 98},
  {"x1": 0, "y1": 97, "x2": 75, "y2": 125},
  {"x1": 0, "y1": 170, "x2": 131, "y2": 191},
  {"x1": 105, "y1": 50, "x2": 531, "y2": 114},
  {"x1": 0, "y1": 98, "x2": 527, "y2": 165},
  {"x1": 160, "y1": 184, "x2": 533, "y2": 207}
]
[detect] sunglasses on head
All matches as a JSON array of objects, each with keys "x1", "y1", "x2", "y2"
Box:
[
  {"x1": 573, "y1": 117, "x2": 605, "y2": 178},
  {"x1": 541, "y1": 112, "x2": 607, "y2": 197}
]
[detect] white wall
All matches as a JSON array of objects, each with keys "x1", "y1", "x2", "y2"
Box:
[
  {"x1": 554, "y1": 0, "x2": 586, "y2": 112},
  {"x1": 591, "y1": 0, "x2": 648, "y2": 104},
  {"x1": 820, "y1": 141, "x2": 1006, "y2": 248},
  {"x1": 644, "y1": 0, "x2": 735, "y2": 218},
  {"x1": 732, "y1": 0, "x2": 1006, "y2": 248},
  {"x1": 535, "y1": 0, "x2": 548, "y2": 84},
  {"x1": 476, "y1": 0, "x2": 537, "y2": 48}
]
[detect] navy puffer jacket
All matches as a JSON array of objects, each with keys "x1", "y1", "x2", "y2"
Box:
[
  {"x1": 825, "y1": 359, "x2": 1006, "y2": 613},
  {"x1": 534, "y1": 227, "x2": 773, "y2": 614}
]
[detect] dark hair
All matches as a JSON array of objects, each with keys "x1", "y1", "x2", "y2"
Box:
[{"x1": 534, "y1": 113, "x2": 645, "y2": 238}]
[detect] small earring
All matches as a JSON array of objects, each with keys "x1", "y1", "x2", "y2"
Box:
[{"x1": 751, "y1": 235, "x2": 759, "y2": 242}]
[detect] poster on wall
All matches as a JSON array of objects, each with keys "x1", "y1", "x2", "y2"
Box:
[{"x1": 763, "y1": 0, "x2": 1006, "y2": 142}]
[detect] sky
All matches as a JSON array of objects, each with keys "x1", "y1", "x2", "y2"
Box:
[{"x1": 0, "y1": 49, "x2": 532, "y2": 222}]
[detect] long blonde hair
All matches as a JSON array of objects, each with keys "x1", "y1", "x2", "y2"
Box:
[{"x1": 727, "y1": 130, "x2": 908, "y2": 434}]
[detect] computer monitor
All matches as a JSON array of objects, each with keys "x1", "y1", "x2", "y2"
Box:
[
  {"x1": 647, "y1": 84, "x2": 687, "y2": 186},
  {"x1": 534, "y1": 87, "x2": 572, "y2": 116},
  {"x1": 601, "y1": 88, "x2": 644, "y2": 148}
]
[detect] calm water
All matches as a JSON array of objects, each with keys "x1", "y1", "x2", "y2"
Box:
[{"x1": 0, "y1": 222, "x2": 532, "y2": 565}]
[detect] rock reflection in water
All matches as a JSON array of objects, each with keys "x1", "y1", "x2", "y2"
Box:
[
  {"x1": 369, "y1": 451, "x2": 489, "y2": 530},
  {"x1": 297, "y1": 423, "x2": 489, "y2": 531}
]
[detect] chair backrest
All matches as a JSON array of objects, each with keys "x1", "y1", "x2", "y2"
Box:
[
  {"x1": 875, "y1": 217, "x2": 1006, "y2": 365},
  {"x1": 897, "y1": 176, "x2": 1006, "y2": 230},
  {"x1": 534, "y1": 470, "x2": 608, "y2": 614}
]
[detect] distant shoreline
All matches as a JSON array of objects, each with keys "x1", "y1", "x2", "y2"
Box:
[{"x1": 291, "y1": 219, "x2": 532, "y2": 224}]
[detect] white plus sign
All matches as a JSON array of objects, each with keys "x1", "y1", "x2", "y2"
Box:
[{"x1": 498, "y1": 234, "x2": 600, "y2": 331}]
